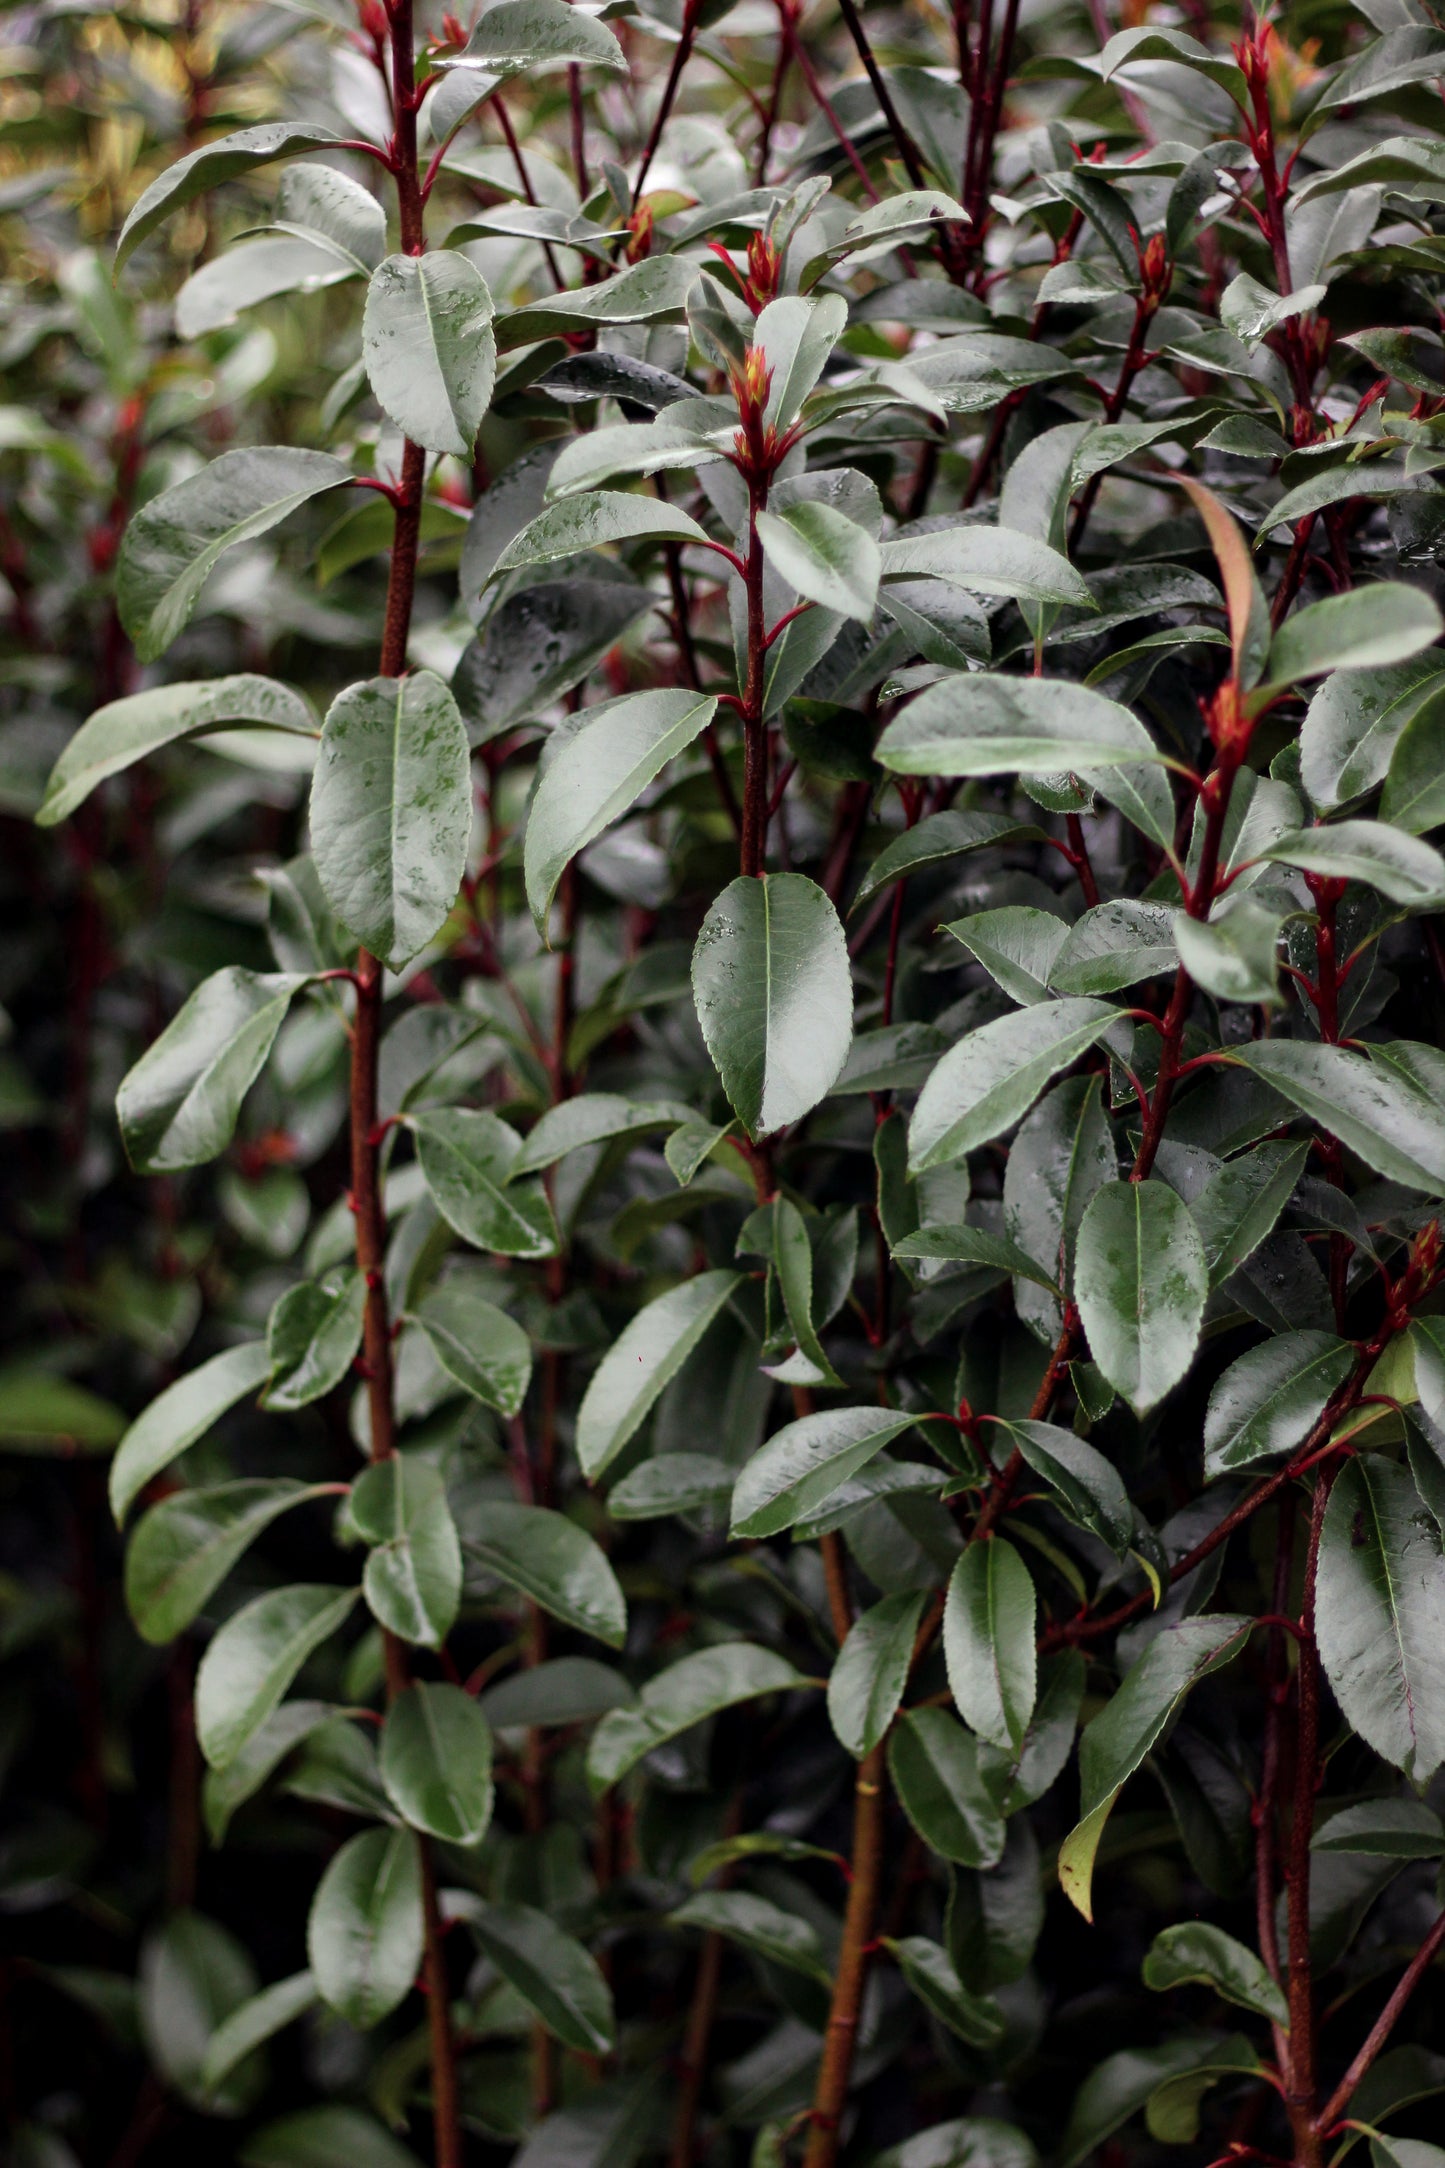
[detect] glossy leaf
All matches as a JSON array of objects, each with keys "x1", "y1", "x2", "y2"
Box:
[
  {"x1": 362, "y1": 252, "x2": 494, "y2": 457},
  {"x1": 110, "y1": 1343, "x2": 270, "y2": 1525},
  {"x1": 412, "y1": 1108, "x2": 557, "y2": 1258},
  {"x1": 379, "y1": 1682, "x2": 493, "y2": 1845},
  {"x1": 730, "y1": 1407, "x2": 917, "y2": 1538},
  {"x1": 888, "y1": 1708, "x2": 1007, "y2": 1868},
  {"x1": 454, "y1": 1494, "x2": 625, "y2": 1646},
  {"x1": 263, "y1": 1271, "x2": 365, "y2": 1412},
  {"x1": 755, "y1": 503, "x2": 880, "y2": 622},
  {"x1": 943, "y1": 1539, "x2": 1036, "y2": 1751},
  {"x1": 464, "y1": 1900, "x2": 615, "y2": 2052},
  {"x1": 587, "y1": 1643, "x2": 812, "y2": 1793},
  {"x1": 117, "y1": 449, "x2": 349, "y2": 662},
  {"x1": 1202, "y1": 1331, "x2": 1354, "y2": 1476},
  {"x1": 117, "y1": 969, "x2": 305, "y2": 1174},
  {"x1": 576, "y1": 1270, "x2": 741, "y2": 1479},
  {"x1": 310, "y1": 674, "x2": 471, "y2": 970},
  {"x1": 116, "y1": 122, "x2": 340, "y2": 270},
  {"x1": 525, "y1": 689, "x2": 717, "y2": 928},
  {"x1": 1234, "y1": 1041, "x2": 1445, "y2": 1194},
  {"x1": 1075, "y1": 1180, "x2": 1207, "y2": 1413},
  {"x1": 487, "y1": 492, "x2": 707, "y2": 581},
  {"x1": 307, "y1": 1826, "x2": 423, "y2": 2029},
  {"x1": 350, "y1": 1456, "x2": 461, "y2": 1649},
  {"x1": 413, "y1": 1277, "x2": 532, "y2": 1417},
  {"x1": 908, "y1": 1000, "x2": 1115, "y2": 1174},
  {"x1": 692, "y1": 873, "x2": 853, "y2": 1138},
  {"x1": 828, "y1": 1591, "x2": 925, "y2": 1758},
  {"x1": 196, "y1": 1584, "x2": 358, "y2": 1770},
  {"x1": 672, "y1": 1891, "x2": 830, "y2": 1984},
  {"x1": 1317, "y1": 1454, "x2": 1445, "y2": 1784},
  {"x1": 126, "y1": 1479, "x2": 331, "y2": 1644},
  {"x1": 38, "y1": 677, "x2": 316, "y2": 827},
  {"x1": 885, "y1": 1937, "x2": 1004, "y2": 2047},
  {"x1": 878, "y1": 676, "x2": 1162, "y2": 778}
]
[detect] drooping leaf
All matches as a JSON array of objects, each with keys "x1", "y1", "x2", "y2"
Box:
[
  {"x1": 576, "y1": 1270, "x2": 741, "y2": 1479},
  {"x1": 196, "y1": 1584, "x2": 358, "y2": 1770},
  {"x1": 828, "y1": 1591, "x2": 925, "y2": 1759},
  {"x1": 1261, "y1": 820, "x2": 1445, "y2": 908},
  {"x1": 999, "y1": 1420, "x2": 1133, "y2": 1556},
  {"x1": 310, "y1": 674, "x2": 472, "y2": 970},
  {"x1": 878, "y1": 676, "x2": 1164, "y2": 778},
  {"x1": 1202, "y1": 1331, "x2": 1355, "y2": 1477},
  {"x1": 1317, "y1": 1454, "x2": 1445, "y2": 1784},
  {"x1": 692, "y1": 873, "x2": 853, "y2": 1138},
  {"x1": 307, "y1": 1826, "x2": 423, "y2": 2030},
  {"x1": 525, "y1": 689, "x2": 717, "y2": 929},
  {"x1": 885, "y1": 1936, "x2": 1005, "y2": 2047},
  {"x1": 350, "y1": 1456, "x2": 462, "y2": 1649},
  {"x1": 413, "y1": 1277, "x2": 532, "y2": 1418},
  {"x1": 263, "y1": 1271, "x2": 365, "y2": 1412},
  {"x1": 1141, "y1": 1922, "x2": 1288, "y2": 2028},
  {"x1": 362, "y1": 252, "x2": 494, "y2": 457},
  {"x1": 110, "y1": 1343, "x2": 270, "y2": 1524},
  {"x1": 943, "y1": 1539, "x2": 1037, "y2": 1752},
  {"x1": 199, "y1": 1972, "x2": 319, "y2": 2102},
  {"x1": 116, "y1": 123, "x2": 341, "y2": 270},
  {"x1": 1074, "y1": 1180, "x2": 1207, "y2": 1414},
  {"x1": 411, "y1": 1108, "x2": 557, "y2": 1258},
  {"x1": 671, "y1": 1891, "x2": 830, "y2": 1984},
  {"x1": 38, "y1": 677, "x2": 317, "y2": 827},
  {"x1": 730, "y1": 1407, "x2": 917, "y2": 1538},
  {"x1": 462, "y1": 1900, "x2": 615, "y2": 2053},
  {"x1": 117, "y1": 449, "x2": 350, "y2": 662},
  {"x1": 755, "y1": 502, "x2": 880, "y2": 622},
  {"x1": 888, "y1": 1707, "x2": 1007, "y2": 1868},
  {"x1": 379, "y1": 1682, "x2": 493, "y2": 1845},
  {"x1": 486, "y1": 493, "x2": 707, "y2": 580},
  {"x1": 1263, "y1": 586, "x2": 1443, "y2": 694},
  {"x1": 1233, "y1": 1041, "x2": 1445, "y2": 1194},
  {"x1": 126, "y1": 1480, "x2": 332, "y2": 1644},
  {"x1": 908, "y1": 1001, "x2": 1115, "y2": 1174},
  {"x1": 586, "y1": 1643, "x2": 812, "y2": 1793},
  {"x1": 1059, "y1": 1616, "x2": 1251, "y2": 1920},
  {"x1": 453, "y1": 1493, "x2": 626, "y2": 1647},
  {"x1": 117, "y1": 969, "x2": 306, "y2": 1174}
]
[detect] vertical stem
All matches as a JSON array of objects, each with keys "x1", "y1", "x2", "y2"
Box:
[
  {"x1": 741, "y1": 476, "x2": 769, "y2": 879},
  {"x1": 1255, "y1": 1493, "x2": 1296, "y2": 2073},
  {"x1": 349, "y1": 10, "x2": 462, "y2": 2159},
  {"x1": 1285, "y1": 1462, "x2": 1336, "y2": 2168}
]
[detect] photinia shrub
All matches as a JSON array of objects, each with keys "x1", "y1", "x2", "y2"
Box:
[{"x1": 10, "y1": 0, "x2": 1445, "y2": 2165}]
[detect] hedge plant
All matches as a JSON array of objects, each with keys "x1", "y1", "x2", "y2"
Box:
[{"x1": 9, "y1": 1, "x2": 1445, "y2": 2166}]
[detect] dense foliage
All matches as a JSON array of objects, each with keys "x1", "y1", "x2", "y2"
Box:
[{"x1": 9, "y1": 1, "x2": 1445, "y2": 2166}]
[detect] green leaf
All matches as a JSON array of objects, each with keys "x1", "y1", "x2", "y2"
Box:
[
  {"x1": 828, "y1": 1591, "x2": 926, "y2": 1758},
  {"x1": 1174, "y1": 896, "x2": 1284, "y2": 1004},
  {"x1": 1059, "y1": 2035, "x2": 1249, "y2": 2168},
  {"x1": 908, "y1": 1000, "x2": 1116, "y2": 1175},
  {"x1": 443, "y1": 0, "x2": 625, "y2": 77},
  {"x1": 852, "y1": 810, "x2": 1042, "y2": 910},
  {"x1": 888, "y1": 1708, "x2": 1007, "y2": 1868},
  {"x1": 1059, "y1": 1616, "x2": 1251, "y2": 1920},
  {"x1": 1264, "y1": 587, "x2": 1444, "y2": 693},
  {"x1": 1000, "y1": 1420, "x2": 1133, "y2": 1556},
  {"x1": 485, "y1": 492, "x2": 709, "y2": 585},
  {"x1": 1261, "y1": 820, "x2": 1445, "y2": 908},
  {"x1": 881, "y1": 675, "x2": 1170, "y2": 781},
  {"x1": 755, "y1": 293, "x2": 847, "y2": 428},
  {"x1": 1382, "y1": 680, "x2": 1445, "y2": 834},
  {"x1": 117, "y1": 448, "x2": 349, "y2": 663},
  {"x1": 412, "y1": 1107, "x2": 557, "y2": 1258},
  {"x1": 350, "y1": 1456, "x2": 462, "y2": 1649},
  {"x1": 524, "y1": 689, "x2": 717, "y2": 929},
  {"x1": 1190, "y1": 1138, "x2": 1309, "y2": 1287},
  {"x1": 115, "y1": 122, "x2": 341, "y2": 270},
  {"x1": 671, "y1": 1891, "x2": 830, "y2": 1983},
  {"x1": 413, "y1": 1276, "x2": 532, "y2": 1418},
  {"x1": 117, "y1": 968, "x2": 305, "y2": 1174},
  {"x1": 199, "y1": 1971, "x2": 318, "y2": 2102},
  {"x1": 139, "y1": 1911, "x2": 261, "y2": 2115},
  {"x1": 730, "y1": 1407, "x2": 917, "y2": 1538},
  {"x1": 454, "y1": 1494, "x2": 625, "y2": 1646},
  {"x1": 176, "y1": 234, "x2": 359, "y2": 339},
  {"x1": 263, "y1": 1271, "x2": 365, "y2": 1412},
  {"x1": 239, "y1": 2107, "x2": 424, "y2": 2168},
  {"x1": 607, "y1": 1454, "x2": 735, "y2": 1522},
  {"x1": 455, "y1": 581, "x2": 653, "y2": 740},
  {"x1": 495, "y1": 254, "x2": 698, "y2": 350},
  {"x1": 362, "y1": 252, "x2": 494, "y2": 458},
  {"x1": 307, "y1": 1826, "x2": 423, "y2": 2030},
  {"x1": 759, "y1": 1194, "x2": 843, "y2": 1386},
  {"x1": 463, "y1": 1900, "x2": 615, "y2": 2052},
  {"x1": 692, "y1": 872, "x2": 853, "y2": 1139},
  {"x1": 1233, "y1": 1040, "x2": 1445, "y2": 1194},
  {"x1": 310, "y1": 673, "x2": 471, "y2": 971},
  {"x1": 890, "y1": 1224, "x2": 1059, "y2": 1289},
  {"x1": 943, "y1": 907, "x2": 1068, "y2": 1006},
  {"x1": 878, "y1": 529, "x2": 1092, "y2": 608},
  {"x1": 1300, "y1": 659, "x2": 1445, "y2": 813},
  {"x1": 1075, "y1": 1181, "x2": 1207, "y2": 1414},
  {"x1": 110, "y1": 1343, "x2": 270, "y2": 1523},
  {"x1": 1142, "y1": 1922, "x2": 1288, "y2": 2028},
  {"x1": 37, "y1": 676, "x2": 316, "y2": 827},
  {"x1": 586, "y1": 1643, "x2": 812, "y2": 1793},
  {"x1": 576, "y1": 1269, "x2": 741, "y2": 1479},
  {"x1": 1312, "y1": 1798, "x2": 1445, "y2": 1858},
  {"x1": 515, "y1": 1093, "x2": 694, "y2": 1174},
  {"x1": 755, "y1": 503, "x2": 880, "y2": 622},
  {"x1": 1219, "y1": 272, "x2": 1325, "y2": 350},
  {"x1": 126, "y1": 1479, "x2": 331, "y2": 1644},
  {"x1": 1004, "y1": 1076, "x2": 1115, "y2": 1342},
  {"x1": 196, "y1": 1583, "x2": 358, "y2": 1769},
  {"x1": 943, "y1": 1539, "x2": 1036, "y2": 1752},
  {"x1": 884, "y1": 1937, "x2": 1004, "y2": 2047},
  {"x1": 1048, "y1": 900, "x2": 1178, "y2": 996},
  {"x1": 1202, "y1": 1330, "x2": 1354, "y2": 1477},
  {"x1": 478, "y1": 1657, "x2": 634, "y2": 1730},
  {"x1": 202, "y1": 1702, "x2": 338, "y2": 1846},
  {"x1": 1317, "y1": 1454, "x2": 1445, "y2": 1785},
  {"x1": 379, "y1": 1682, "x2": 493, "y2": 1845},
  {"x1": 0, "y1": 1372, "x2": 125, "y2": 1455}
]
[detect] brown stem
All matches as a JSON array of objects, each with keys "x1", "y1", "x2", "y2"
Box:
[
  {"x1": 801, "y1": 1742, "x2": 886, "y2": 2168},
  {"x1": 1284, "y1": 1463, "x2": 1336, "y2": 2165},
  {"x1": 1313, "y1": 1908, "x2": 1445, "y2": 2137},
  {"x1": 1255, "y1": 1492, "x2": 1296, "y2": 2018},
  {"x1": 633, "y1": 2, "x2": 697, "y2": 202},
  {"x1": 834, "y1": 0, "x2": 927, "y2": 188}
]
